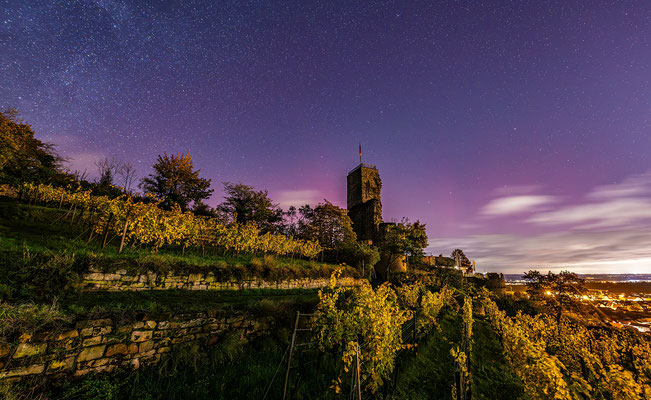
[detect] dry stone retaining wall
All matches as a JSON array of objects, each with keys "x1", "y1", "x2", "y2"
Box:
[
  {"x1": 81, "y1": 269, "x2": 362, "y2": 291},
  {"x1": 0, "y1": 311, "x2": 272, "y2": 381}
]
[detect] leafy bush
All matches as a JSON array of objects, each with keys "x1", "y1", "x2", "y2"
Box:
[
  {"x1": 0, "y1": 300, "x2": 67, "y2": 338},
  {"x1": 0, "y1": 249, "x2": 87, "y2": 302}
]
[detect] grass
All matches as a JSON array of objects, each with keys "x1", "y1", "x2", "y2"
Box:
[
  {"x1": 60, "y1": 289, "x2": 321, "y2": 320},
  {"x1": 0, "y1": 197, "x2": 359, "y2": 305},
  {"x1": 8, "y1": 328, "x2": 340, "y2": 400},
  {"x1": 390, "y1": 313, "x2": 522, "y2": 399},
  {"x1": 0, "y1": 197, "x2": 354, "y2": 273}
]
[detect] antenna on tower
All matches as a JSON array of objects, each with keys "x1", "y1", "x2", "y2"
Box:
[{"x1": 359, "y1": 142, "x2": 362, "y2": 164}]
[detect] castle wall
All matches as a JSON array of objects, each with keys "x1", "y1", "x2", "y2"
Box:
[{"x1": 347, "y1": 164, "x2": 382, "y2": 242}]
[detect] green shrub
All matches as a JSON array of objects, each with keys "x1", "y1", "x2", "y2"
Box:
[
  {"x1": 0, "y1": 300, "x2": 67, "y2": 338},
  {"x1": 0, "y1": 248, "x2": 87, "y2": 302}
]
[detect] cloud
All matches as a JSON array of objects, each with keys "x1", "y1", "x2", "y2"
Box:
[
  {"x1": 275, "y1": 189, "x2": 321, "y2": 209},
  {"x1": 62, "y1": 151, "x2": 106, "y2": 178},
  {"x1": 441, "y1": 171, "x2": 651, "y2": 273},
  {"x1": 482, "y1": 195, "x2": 556, "y2": 216},
  {"x1": 428, "y1": 227, "x2": 651, "y2": 274},
  {"x1": 528, "y1": 172, "x2": 651, "y2": 228}
]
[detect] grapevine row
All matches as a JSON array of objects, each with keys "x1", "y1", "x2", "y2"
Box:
[{"x1": 19, "y1": 183, "x2": 322, "y2": 258}]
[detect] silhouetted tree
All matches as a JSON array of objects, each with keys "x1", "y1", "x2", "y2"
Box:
[
  {"x1": 378, "y1": 219, "x2": 428, "y2": 279},
  {"x1": 217, "y1": 182, "x2": 283, "y2": 232},
  {"x1": 117, "y1": 162, "x2": 137, "y2": 192},
  {"x1": 523, "y1": 270, "x2": 585, "y2": 323},
  {"x1": 451, "y1": 249, "x2": 472, "y2": 269},
  {"x1": 140, "y1": 151, "x2": 213, "y2": 211},
  {"x1": 298, "y1": 200, "x2": 356, "y2": 252},
  {"x1": 0, "y1": 108, "x2": 63, "y2": 185}
]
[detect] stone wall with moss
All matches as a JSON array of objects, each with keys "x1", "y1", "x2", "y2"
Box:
[
  {"x1": 81, "y1": 269, "x2": 363, "y2": 291},
  {"x1": 0, "y1": 311, "x2": 272, "y2": 381}
]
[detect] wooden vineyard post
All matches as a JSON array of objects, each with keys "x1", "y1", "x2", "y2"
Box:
[
  {"x1": 356, "y1": 344, "x2": 362, "y2": 400},
  {"x1": 102, "y1": 212, "x2": 114, "y2": 249},
  {"x1": 70, "y1": 206, "x2": 77, "y2": 224},
  {"x1": 58, "y1": 192, "x2": 64, "y2": 209},
  {"x1": 76, "y1": 207, "x2": 85, "y2": 226},
  {"x1": 413, "y1": 311, "x2": 418, "y2": 355},
  {"x1": 283, "y1": 311, "x2": 300, "y2": 400},
  {"x1": 118, "y1": 209, "x2": 131, "y2": 254}
]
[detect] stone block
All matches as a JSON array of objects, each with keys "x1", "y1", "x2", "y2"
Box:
[
  {"x1": 77, "y1": 345, "x2": 106, "y2": 362},
  {"x1": 131, "y1": 330, "x2": 153, "y2": 342},
  {"x1": 93, "y1": 326, "x2": 112, "y2": 335},
  {"x1": 105, "y1": 343, "x2": 128, "y2": 357},
  {"x1": 138, "y1": 340, "x2": 155, "y2": 353},
  {"x1": 14, "y1": 343, "x2": 47, "y2": 358},
  {"x1": 152, "y1": 330, "x2": 169, "y2": 339},
  {"x1": 85, "y1": 272, "x2": 104, "y2": 280},
  {"x1": 0, "y1": 363, "x2": 45, "y2": 378},
  {"x1": 82, "y1": 336, "x2": 103, "y2": 347},
  {"x1": 55, "y1": 329, "x2": 79, "y2": 341},
  {"x1": 48, "y1": 356, "x2": 75, "y2": 372},
  {"x1": 80, "y1": 328, "x2": 94, "y2": 337}
]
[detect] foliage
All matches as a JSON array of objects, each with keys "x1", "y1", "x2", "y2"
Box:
[
  {"x1": 0, "y1": 248, "x2": 85, "y2": 302},
  {"x1": 522, "y1": 270, "x2": 585, "y2": 322},
  {"x1": 217, "y1": 182, "x2": 283, "y2": 233},
  {"x1": 481, "y1": 293, "x2": 651, "y2": 399},
  {"x1": 18, "y1": 182, "x2": 322, "y2": 258},
  {"x1": 314, "y1": 273, "x2": 458, "y2": 394},
  {"x1": 314, "y1": 272, "x2": 411, "y2": 393},
  {"x1": 298, "y1": 200, "x2": 356, "y2": 251},
  {"x1": 379, "y1": 219, "x2": 428, "y2": 268},
  {"x1": 341, "y1": 241, "x2": 380, "y2": 273},
  {"x1": 0, "y1": 300, "x2": 67, "y2": 338},
  {"x1": 141, "y1": 151, "x2": 213, "y2": 211},
  {"x1": 0, "y1": 108, "x2": 63, "y2": 186},
  {"x1": 451, "y1": 249, "x2": 471, "y2": 269}
]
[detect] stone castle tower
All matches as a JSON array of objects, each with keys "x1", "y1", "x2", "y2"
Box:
[{"x1": 347, "y1": 163, "x2": 383, "y2": 242}]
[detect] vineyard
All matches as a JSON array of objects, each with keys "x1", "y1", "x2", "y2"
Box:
[
  {"x1": 298, "y1": 276, "x2": 651, "y2": 399},
  {"x1": 18, "y1": 183, "x2": 322, "y2": 259}
]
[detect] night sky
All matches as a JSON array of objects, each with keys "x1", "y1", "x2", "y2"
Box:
[{"x1": 2, "y1": 0, "x2": 650, "y2": 273}]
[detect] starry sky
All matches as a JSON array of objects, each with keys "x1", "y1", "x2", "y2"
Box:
[{"x1": 2, "y1": 0, "x2": 650, "y2": 273}]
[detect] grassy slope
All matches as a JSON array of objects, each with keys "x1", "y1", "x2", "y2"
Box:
[
  {"x1": 391, "y1": 314, "x2": 522, "y2": 399},
  {"x1": 0, "y1": 197, "x2": 341, "y2": 272}
]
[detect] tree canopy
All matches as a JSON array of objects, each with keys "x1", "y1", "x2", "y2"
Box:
[
  {"x1": 217, "y1": 182, "x2": 283, "y2": 232},
  {"x1": 522, "y1": 270, "x2": 586, "y2": 322},
  {"x1": 380, "y1": 219, "x2": 428, "y2": 263},
  {"x1": 298, "y1": 200, "x2": 357, "y2": 250},
  {"x1": 140, "y1": 151, "x2": 213, "y2": 211},
  {"x1": 451, "y1": 249, "x2": 472, "y2": 269},
  {"x1": 0, "y1": 108, "x2": 62, "y2": 185}
]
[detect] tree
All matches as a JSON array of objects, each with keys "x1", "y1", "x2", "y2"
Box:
[
  {"x1": 378, "y1": 219, "x2": 428, "y2": 279},
  {"x1": 0, "y1": 108, "x2": 63, "y2": 185},
  {"x1": 522, "y1": 270, "x2": 585, "y2": 323},
  {"x1": 217, "y1": 182, "x2": 283, "y2": 233},
  {"x1": 95, "y1": 157, "x2": 120, "y2": 188},
  {"x1": 451, "y1": 249, "x2": 471, "y2": 269},
  {"x1": 299, "y1": 200, "x2": 357, "y2": 252},
  {"x1": 140, "y1": 151, "x2": 213, "y2": 211},
  {"x1": 117, "y1": 162, "x2": 137, "y2": 193},
  {"x1": 342, "y1": 241, "x2": 380, "y2": 275}
]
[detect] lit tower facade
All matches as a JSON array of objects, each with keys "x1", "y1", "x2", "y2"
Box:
[{"x1": 347, "y1": 163, "x2": 382, "y2": 242}]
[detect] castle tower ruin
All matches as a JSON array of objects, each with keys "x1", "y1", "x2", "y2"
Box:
[{"x1": 347, "y1": 163, "x2": 382, "y2": 242}]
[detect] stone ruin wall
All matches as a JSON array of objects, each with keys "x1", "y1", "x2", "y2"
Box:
[
  {"x1": 80, "y1": 269, "x2": 363, "y2": 291},
  {"x1": 0, "y1": 311, "x2": 272, "y2": 382}
]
